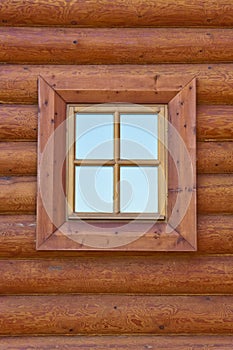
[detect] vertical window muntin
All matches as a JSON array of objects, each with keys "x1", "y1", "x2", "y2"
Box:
[{"x1": 67, "y1": 104, "x2": 167, "y2": 220}]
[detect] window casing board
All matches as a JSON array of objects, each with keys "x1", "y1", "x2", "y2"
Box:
[{"x1": 36, "y1": 72, "x2": 196, "y2": 251}]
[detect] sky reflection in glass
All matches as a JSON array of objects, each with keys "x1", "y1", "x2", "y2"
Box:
[
  {"x1": 120, "y1": 114, "x2": 158, "y2": 160},
  {"x1": 74, "y1": 112, "x2": 159, "y2": 214},
  {"x1": 75, "y1": 113, "x2": 114, "y2": 159},
  {"x1": 120, "y1": 167, "x2": 158, "y2": 213},
  {"x1": 75, "y1": 166, "x2": 113, "y2": 213}
]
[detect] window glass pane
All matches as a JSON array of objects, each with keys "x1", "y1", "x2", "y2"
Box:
[
  {"x1": 75, "y1": 166, "x2": 113, "y2": 213},
  {"x1": 120, "y1": 114, "x2": 158, "y2": 159},
  {"x1": 120, "y1": 167, "x2": 158, "y2": 213},
  {"x1": 75, "y1": 113, "x2": 114, "y2": 159}
]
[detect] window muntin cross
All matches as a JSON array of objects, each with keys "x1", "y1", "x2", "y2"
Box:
[{"x1": 67, "y1": 104, "x2": 167, "y2": 220}]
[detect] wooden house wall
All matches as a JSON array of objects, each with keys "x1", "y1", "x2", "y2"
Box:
[{"x1": 0, "y1": 1, "x2": 233, "y2": 348}]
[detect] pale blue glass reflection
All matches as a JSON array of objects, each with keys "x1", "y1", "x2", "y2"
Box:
[
  {"x1": 120, "y1": 114, "x2": 158, "y2": 159},
  {"x1": 75, "y1": 113, "x2": 114, "y2": 159},
  {"x1": 120, "y1": 167, "x2": 158, "y2": 213},
  {"x1": 75, "y1": 166, "x2": 113, "y2": 213}
]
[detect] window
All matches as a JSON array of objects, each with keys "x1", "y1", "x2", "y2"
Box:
[
  {"x1": 67, "y1": 104, "x2": 167, "y2": 220},
  {"x1": 36, "y1": 71, "x2": 196, "y2": 251}
]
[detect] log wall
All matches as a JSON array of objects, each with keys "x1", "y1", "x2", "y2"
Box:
[{"x1": 0, "y1": 0, "x2": 233, "y2": 348}]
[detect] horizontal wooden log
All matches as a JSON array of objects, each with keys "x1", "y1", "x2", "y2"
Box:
[
  {"x1": 0, "y1": 215, "x2": 37, "y2": 258},
  {"x1": 0, "y1": 105, "x2": 37, "y2": 141},
  {"x1": 1, "y1": 64, "x2": 233, "y2": 104},
  {"x1": 1, "y1": 141, "x2": 232, "y2": 176},
  {"x1": 1, "y1": 105, "x2": 233, "y2": 142},
  {"x1": 0, "y1": 215, "x2": 232, "y2": 257},
  {"x1": 2, "y1": 28, "x2": 233, "y2": 64},
  {"x1": 0, "y1": 142, "x2": 37, "y2": 176},
  {"x1": 1, "y1": 295, "x2": 233, "y2": 335},
  {"x1": 1, "y1": 175, "x2": 232, "y2": 214},
  {"x1": 197, "y1": 142, "x2": 233, "y2": 174},
  {"x1": 0, "y1": 0, "x2": 233, "y2": 27},
  {"x1": 197, "y1": 105, "x2": 233, "y2": 141},
  {"x1": 0, "y1": 177, "x2": 36, "y2": 214},
  {"x1": 198, "y1": 215, "x2": 233, "y2": 254},
  {"x1": 198, "y1": 174, "x2": 233, "y2": 214},
  {"x1": 1, "y1": 335, "x2": 233, "y2": 350},
  {"x1": 2, "y1": 255, "x2": 233, "y2": 294}
]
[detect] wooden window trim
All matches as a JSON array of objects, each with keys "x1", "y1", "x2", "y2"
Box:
[
  {"x1": 37, "y1": 72, "x2": 196, "y2": 251},
  {"x1": 67, "y1": 104, "x2": 167, "y2": 220}
]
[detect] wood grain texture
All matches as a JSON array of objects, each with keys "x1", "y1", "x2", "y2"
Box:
[
  {"x1": 2, "y1": 141, "x2": 231, "y2": 176},
  {"x1": 0, "y1": 0, "x2": 232, "y2": 341},
  {"x1": 2, "y1": 255, "x2": 233, "y2": 294},
  {"x1": 1, "y1": 175, "x2": 232, "y2": 214},
  {"x1": 1, "y1": 335, "x2": 233, "y2": 350},
  {"x1": 197, "y1": 142, "x2": 233, "y2": 174},
  {"x1": 1, "y1": 64, "x2": 233, "y2": 104},
  {"x1": 0, "y1": 105, "x2": 37, "y2": 141},
  {"x1": 1, "y1": 215, "x2": 233, "y2": 257},
  {"x1": 0, "y1": 142, "x2": 37, "y2": 176},
  {"x1": 0, "y1": 0, "x2": 233, "y2": 27},
  {"x1": 1, "y1": 295, "x2": 233, "y2": 335},
  {"x1": 1, "y1": 105, "x2": 233, "y2": 142},
  {"x1": 35, "y1": 78, "x2": 197, "y2": 252},
  {"x1": 198, "y1": 105, "x2": 233, "y2": 141},
  {"x1": 198, "y1": 174, "x2": 233, "y2": 214},
  {"x1": 167, "y1": 78, "x2": 196, "y2": 248},
  {"x1": 198, "y1": 215, "x2": 233, "y2": 253},
  {"x1": 36, "y1": 78, "x2": 65, "y2": 247},
  {"x1": 0, "y1": 177, "x2": 36, "y2": 214},
  {"x1": 2, "y1": 28, "x2": 233, "y2": 64}
]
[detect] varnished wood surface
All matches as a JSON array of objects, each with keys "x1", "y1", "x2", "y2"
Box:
[
  {"x1": 40, "y1": 78, "x2": 196, "y2": 252},
  {"x1": 2, "y1": 28, "x2": 233, "y2": 64},
  {"x1": 36, "y1": 77, "x2": 67, "y2": 248},
  {"x1": 167, "y1": 79, "x2": 197, "y2": 248},
  {"x1": 0, "y1": 105, "x2": 37, "y2": 141},
  {"x1": 197, "y1": 105, "x2": 233, "y2": 141},
  {"x1": 1, "y1": 105, "x2": 233, "y2": 142},
  {"x1": 0, "y1": 142, "x2": 36, "y2": 176},
  {"x1": 0, "y1": 0, "x2": 232, "y2": 343},
  {"x1": 1, "y1": 295, "x2": 233, "y2": 334},
  {"x1": 2, "y1": 254, "x2": 233, "y2": 294},
  {"x1": 0, "y1": 0, "x2": 233, "y2": 28},
  {"x1": 0, "y1": 177, "x2": 36, "y2": 214},
  {"x1": 2, "y1": 141, "x2": 232, "y2": 176},
  {"x1": 197, "y1": 142, "x2": 233, "y2": 174},
  {"x1": 1, "y1": 64, "x2": 233, "y2": 104},
  {"x1": 1, "y1": 175, "x2": 232, "y2": 214},
  {"x1": 198, "y1": 174, "x2": 233, "y2": 214},
  {"x1": 1, "y1": 335, "x2": 233, "y2": 350},
  {"x1": 0, "y1": 215, "x2": 232, "y2": 257},
  {"x1": 198, "y1": 215, "x2": 233, "y2": 254}
]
